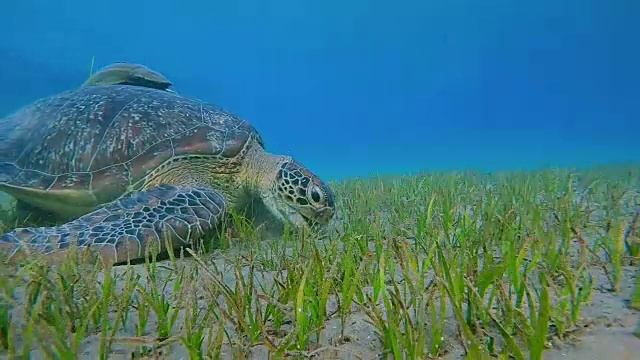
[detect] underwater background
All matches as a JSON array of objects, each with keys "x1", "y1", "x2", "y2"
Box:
[{"x1": 1, "y1": 0, "x2": 638, "y2": 181}]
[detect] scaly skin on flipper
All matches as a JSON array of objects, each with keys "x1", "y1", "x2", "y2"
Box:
[{"x1": 1, "y1": 184, "x2": 227, "y2": 266}]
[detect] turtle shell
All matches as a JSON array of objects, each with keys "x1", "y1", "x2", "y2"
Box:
[
  {"x1": 0, "y1": 85, "x2": 263, "y2": 216},
  {"x1": 82, "y1": 63, "x2": 173, "y2": 90}
]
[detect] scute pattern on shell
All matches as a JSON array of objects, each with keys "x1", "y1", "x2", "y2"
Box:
[{"x1": 0, "y1": 85, "x2": 264, "y2": 195}]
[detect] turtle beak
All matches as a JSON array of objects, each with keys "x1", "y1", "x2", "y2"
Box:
[
  {"x1": 296, "y1": 207, "x2": 334, "y2": 230},
  {"x1": 315, "y1": 207, "x2": 334, "y2": 224}
]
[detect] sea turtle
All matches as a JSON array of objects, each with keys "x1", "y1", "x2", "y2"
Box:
[
  {"x1": 82, "y1": 62, "x2": 174, "y2": 91},
  {"x1": 0, "y1": 84, "x2": 335, "y2": 265}
]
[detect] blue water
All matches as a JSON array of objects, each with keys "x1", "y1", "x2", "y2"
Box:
[{"x1": 1, "y1": 0, "x2": 638, "y2": 181}]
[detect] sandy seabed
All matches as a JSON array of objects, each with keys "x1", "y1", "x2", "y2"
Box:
[{"x1": 2, "y1": 244, "x2": 637, "y2": 360}]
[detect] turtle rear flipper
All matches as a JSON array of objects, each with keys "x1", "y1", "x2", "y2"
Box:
[{"x1": 0, "y1": 184, "x2": 227, "y2": 266}]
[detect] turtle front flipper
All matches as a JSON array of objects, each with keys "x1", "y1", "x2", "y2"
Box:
[{"x1": 0, "y1": 184, "x2": 227, "y2": 266}]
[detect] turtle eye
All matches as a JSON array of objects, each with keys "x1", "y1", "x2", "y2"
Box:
[{"x1": 308, "y1": 185, "x2": 325, "y2": 206}]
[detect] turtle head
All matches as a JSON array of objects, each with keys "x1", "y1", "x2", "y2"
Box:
[{"x1": 261, "y1": 158, "x2": 336, "y2": 230}]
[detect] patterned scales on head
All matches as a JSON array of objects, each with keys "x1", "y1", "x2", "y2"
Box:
[{"x1": 0, "y1": 84, "x2": 336, "y2": 266}]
